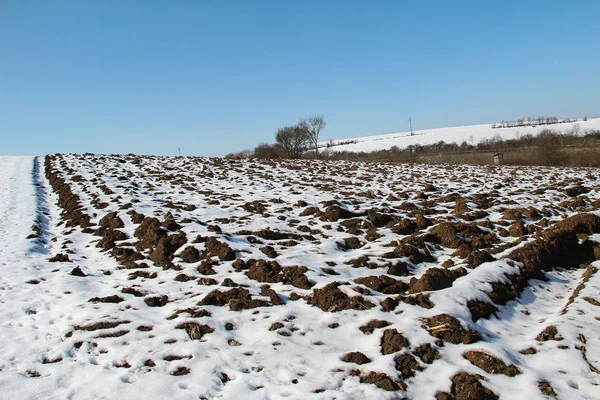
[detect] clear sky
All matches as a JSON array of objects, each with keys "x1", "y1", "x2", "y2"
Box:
[{"x1": 2, "y1": 0, "x2": 599, "y2": 156}]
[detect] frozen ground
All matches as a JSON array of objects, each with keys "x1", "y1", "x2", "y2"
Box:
[
  {"x1": 0, "y1": 154, "x2": 599, "y2": 399},
  {"x1": 324, "y1": 118, "x2": 600, "y2": 153}
]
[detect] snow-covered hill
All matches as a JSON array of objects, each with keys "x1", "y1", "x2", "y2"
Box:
[{"x1": 324, "y1": 118, "x2": 600, "y2": 153}]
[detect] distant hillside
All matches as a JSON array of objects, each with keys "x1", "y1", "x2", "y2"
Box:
[{"x1": 322, "y1": 118, "x2": 600, "y2": 153}]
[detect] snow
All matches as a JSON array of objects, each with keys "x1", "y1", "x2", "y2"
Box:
[
  {"x1": 324, "y1": 118, "x2": 600, "y2": 153},
  {"x1": 0, "y1": 154, "x2": 599, "y2": 399}
]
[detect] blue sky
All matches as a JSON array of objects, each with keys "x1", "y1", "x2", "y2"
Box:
[{"x1": 2, "y1": 0, "x2": 599, "y2": 156}]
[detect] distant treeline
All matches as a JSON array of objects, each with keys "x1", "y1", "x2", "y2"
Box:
[
  {"x1": 320, "y1": 127, "x2": 600, "y2": 167},
  {"x1": 491, "y1": 116, "x2": 586, "y2": 129},
  {"x1": 227, "y1": 126, "x2": 600, "y2": 167}
]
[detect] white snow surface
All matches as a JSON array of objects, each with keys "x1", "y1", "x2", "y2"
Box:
[
  {"x1": 324, "y1": 118, "x2": 600, "y2": 153},
  {"x1": 0, "y1": 154, "x2": 599, "y2": 399}
]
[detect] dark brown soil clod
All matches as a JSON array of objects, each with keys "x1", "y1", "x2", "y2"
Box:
[{"x1": 423, "y1": 314, "x2": 481, "y2": 344}]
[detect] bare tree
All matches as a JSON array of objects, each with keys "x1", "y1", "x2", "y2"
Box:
[
  {"x1": 275, "y1": 123, "x2": 310, "y2": 159},
  {"x1": 305, "y1": 115, "x2": 327, "y2": 159},
  {"x1": 253, "y1": 142, "x2": 282, "y2": 159}
]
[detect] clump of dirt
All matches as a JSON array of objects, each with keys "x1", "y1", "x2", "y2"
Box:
[
  {"x1": 308, "y1": 282, "x2": 375, "y2": 312},
  {"x1": 161, "y1": 212, "x2": 181, "y2": 231},
  {"x1": 354, "y1": 275, "x2": 408, "y2": 294},
  {"x1": 453, "y1": 198, "x2": 470, "y2": 215},
  {"x1": 380, "y1": 328, "x2": 410, "y2": 355},
  {"x1": 74, "y1": 320, "x2": 130, "y2": 331},
  {"x1": 508, "y1": 220, "x2": 527, "y2": 237},
  {"x1": 563, "y1": 185, "x2": 590, "y2": 197},
  {"x1": 435, "y1": 372, "x2": 498, "y2": 400},
  {"x1": 391, "y1": 218, "x2": 419, "y2": 235},
  {"x1": 260, "y1": 285, "x2": 285, "y2": 305},
  {"x1": 536, "y1": 325, "x2": 563, "y2": 342},
  {"x1": 299, "y1": 206, "x2": 321, "y2": 217},
  {"x1": 176, "y1": 322, "x2": 214, "y2": 340},
  {"x1": 149, "y1": 232, "x2": 187, "y2": 268},
  {"x1": 121, "y1": 287, "x2": 146, "y2": 297},
  {"x1": 168, "y1": 308, "x2": 211, "y2": 320},
  {"x1": 423, "y1": 314, "x2": 482, "y2": 344},
  {"x1": 27, "y1": 224, "x2": 42, "y2": 240},
  {"x1": 387, "y1": 261, "x2": 411, "y2": 276},
  {"x1": 174, "y1": 273, "x2": 195, "y2": 282},
  {"x1": 96, "y1": 229, "x2": 128, "y2": 251},
  {"x1": 345, "y1": 255, "x2": 380, "y2": 269},
  {"x1": 112, "y1": 247, "x2": 145, "y2": 269},
  {"x1": 465, "y1": 250, "x2": 494, "y2": 269},
  {"x1": 341, "y1": 352, "x2": 371, "y2": 365},
  {"x1": 70, "y1": 266, "x2": 86, "y2": 277},
  {"x1": 231, "y1": 258, "x2": 248, "y2": 271},
  {"x1": 178, "y1": 246, "x2": 201, "y2": 263},
  {"x1": 320, "y1": 205, "x2": 360, "y2": 222},
  {"x1": 41, "y1": 356, "x2": 63, "y2": 364},
  {"x1": 408, "y1": 267, "x2": 466, "y2": 293},
  {"x1": 242, "y1": 200, "x2": 267, "y2": 214},
  {"x1": 364, "y1": 227, "x2": 381, "y2": 242},
  {"x1": 414, "y1": 343, "x2": 441, "y2": 364},
  {"x1": 144, "y1": 295, "x2": 169, "y2": 307},
  {"x1": 95, "y1": 330, "x2": 129, "y2": 338},
  {"x1": 98, "y1": 212, "x2": 124, "y2": 230},
  {"x1": 538, "y1": 380, "x2": 557, "y2": 396},
  {"x1": 359, "y1": 319, "x2": 391, "y2": 335},
  {"x1": 463, "y1": 350, "x2": 521, "y2": 376},
  {"x1": 198, "y1": 288, "x2": 271, "y2": 311},
  {"x1": 246, "y1": 259, "x2": 314, "y2": 289},
  {"x1": 428, "y1": 222, "x2": 497, "y2": 249},
  {"x1": 466, "y1": 300, "x2": 498, "y2": 322},
  {"x1": 134, "y1": 217, "x2": 167, "y2": 249},
  {"x1": 171, "y1": 366, "x2": 191, "y2": 376},
  {"x1": 415, "y1": 214, "x2": 434, "y2": 229},
  {"x1": 485, "y1": 273, "x2": 530, "y2": 306},
  {"x1": 163, "y1": 354, "x2": 192, "y2": 361},
  {"x1": 399, "y1": 293, "x2": 435, "y2": 309},
  {"x1": 197, "y1": 259, "x2": 218, "y2": 275},
  {"x1": 584, "y1": 296, "x2": 600, "y2": 306},
  {"x1": 49, "y1": 253, "x2": 71, "y2": 262},
  {"x1": 88, "y1": 295, "x2": 124, "y2": 303},
  {"x1": 269, "y1": 322, "x2": 284, "y2": 331},
  {"x1": 366, "y1": 209, "x2": 396, "y2": 228},
  {"x1": 128, "y1": 270, "x2": 157, "y2": 280},
  {"x1": 502, "y1": 207, "x2": 541, "y2": 221},
  {"x1": 394, "y1": 352, "x2": 423, "y2": 378},
  {"x1": 508, "y1": 228, "x2": 579, "y2": 280},
  {"x1": 552, "y1": 213, "x2": 600, "y2": 234},
  {"x1": 237, "y1": 228, "x2": 308, "y2": 242},
  {"x1": 341, "y1": 237, "x2": 365, "y2": 250},
  {"x1": 205, "y1": 237, "x2": 236, "y2": 261},
  {"x1": 259, "y1": 245, "x2": 279, "y2": 258},
  {"x1": 384, "y1": 243, "x2": 435, "y2": 264},
  {"x1": 359, "y1": 371, "x2": 406, "y2": 391}
]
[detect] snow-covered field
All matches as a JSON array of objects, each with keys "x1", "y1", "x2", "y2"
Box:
[
  {"x1": 1, "y1": 154, "x2": 599, "y2": 399},
  {"x1": 324, "y1": 118, "x2": 600, "y2": 153}
]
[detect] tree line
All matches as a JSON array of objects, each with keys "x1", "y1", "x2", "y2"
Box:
[{"x1": 491, "y1": 116, "x2": 584, "y2": 129}]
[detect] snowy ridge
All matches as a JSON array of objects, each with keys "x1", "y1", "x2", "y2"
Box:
[{"x1": 324, "y1": 118, "x2": 600, "y2": 153}]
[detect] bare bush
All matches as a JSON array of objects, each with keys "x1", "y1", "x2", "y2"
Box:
[
  {"x1": 253, "y1": 143, "x2": 282, "y2": 159},
  {"x1": 275, "y1": 123, "x2": 310, "y2": 159}
]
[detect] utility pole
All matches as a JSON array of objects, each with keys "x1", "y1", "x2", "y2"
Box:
[
  {"x1": 409, "y1": 117, "x2": 413, "y2": 136},
  {"x1": 178, "y1": 147, "x2": 181, "y2": 157}
]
